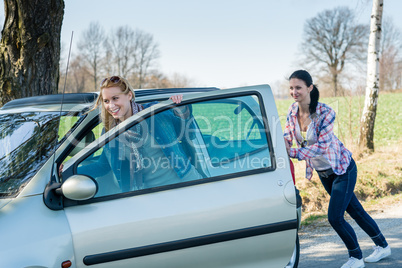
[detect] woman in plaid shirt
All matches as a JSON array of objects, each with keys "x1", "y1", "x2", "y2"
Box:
[{"x1": 284, "y1": 70, "x2": 391, "y2": 268}]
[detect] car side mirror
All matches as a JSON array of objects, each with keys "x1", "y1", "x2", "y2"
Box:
[{"x1": 60, "y1": 175, "x2": 98, "y2": 201}]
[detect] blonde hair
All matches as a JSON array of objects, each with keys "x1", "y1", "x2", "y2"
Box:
[{"x1": 92, "y1": 76, "x2": 136, "y2": 132}]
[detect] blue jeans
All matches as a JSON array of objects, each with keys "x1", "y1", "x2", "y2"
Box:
[{"x1": 317, "y1": 158, "x2": 388, "y2": 259}]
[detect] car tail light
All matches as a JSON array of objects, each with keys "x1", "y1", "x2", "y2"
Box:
[
  {"x1": 62, "y1": 260, "x2": 72, "y2": 268},
  {"x1": 289, "y1": 159, "x2": 295, "y2": 184}
]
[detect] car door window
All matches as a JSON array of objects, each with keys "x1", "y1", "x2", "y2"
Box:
[
  {"x1": 58, "y1": 115, "x2": 81, "y2": 142},
  {"x1": 192, "y1": 96, "x2": 271, "y2": 170},
  {"x1": 73, "y1": 94, "x2": 274, "y2": 198},
  {"x1": 60, "y1": 122, "x2": 104, "y2": 167}
]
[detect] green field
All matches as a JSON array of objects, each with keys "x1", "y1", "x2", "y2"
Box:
[{"x1": 275, "y1": 92, "x2": 402, "y2": 148}]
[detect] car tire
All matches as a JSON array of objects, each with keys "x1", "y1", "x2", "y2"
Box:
[{"x1": 285, "y1": 233, "x2": 300, "y2": 268}]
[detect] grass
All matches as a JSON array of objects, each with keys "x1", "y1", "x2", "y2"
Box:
[
  {"x1": 276, "y1": 92, "x2": 402, "y2": 149},
  {"x1": 301, "y1": 214, "x2": 328, "y2": 227},
  {"x1": 275, "y1": 92, "x2": 402, "y2": 224}
]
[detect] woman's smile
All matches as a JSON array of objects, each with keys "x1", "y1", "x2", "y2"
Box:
[{"x1": 109, "y1": 107, "x2": 120, "y2": 115}]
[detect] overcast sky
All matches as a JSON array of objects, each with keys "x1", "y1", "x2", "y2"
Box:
[{"x1": 1, "y1": 0, "x2": 401, "y2": 89}]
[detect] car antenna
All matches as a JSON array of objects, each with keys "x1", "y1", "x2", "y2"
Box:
[{"x1": 44, "y1": 31, "x2": 74, "y2": 210}]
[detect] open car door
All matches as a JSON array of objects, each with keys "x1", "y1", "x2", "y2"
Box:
[{"x1": 61, "y1": 85, "x2": 298, "y2": 268}]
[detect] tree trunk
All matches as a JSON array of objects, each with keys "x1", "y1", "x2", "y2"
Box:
[
  {"x1": 359, "y1": 0, "x2": 383, "y2": 152},
  {"x1": 332, "y1": 72, "x2": 338, "y2": 97},
  {"x1": 0, "y1": 0, "x2": 65, "y2": 106}
]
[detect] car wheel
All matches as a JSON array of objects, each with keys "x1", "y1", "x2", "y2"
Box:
[{"x1": 285, "y1": 233, "x2": 300, "y2": 268}]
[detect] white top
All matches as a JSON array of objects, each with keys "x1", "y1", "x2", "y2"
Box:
[{"x1": 295, "y1": 119, "x2": 332, "y2": 171}]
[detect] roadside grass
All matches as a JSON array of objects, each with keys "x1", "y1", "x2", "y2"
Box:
[
  {"x1": 275, "y1": 92, "x2": 402, "y2": 225},
  {"x1": 301, "y1": 214, "x2": 328, "y2": 227}
]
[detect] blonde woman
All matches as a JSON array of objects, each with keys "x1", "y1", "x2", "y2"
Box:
[{"x1": 78, "y1": 76, "x2": 202, "y2": 192}]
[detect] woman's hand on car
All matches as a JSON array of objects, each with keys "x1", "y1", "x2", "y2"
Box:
[
  {"x1": 284, "y1": 138, "x2": 291, "y2": 155},
  {"x1": 170, "y1": 94, "x2": 183, "y2": 104}
]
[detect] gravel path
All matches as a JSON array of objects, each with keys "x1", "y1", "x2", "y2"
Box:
[{"x1": 298, "y1": 199, "x2": 402, "y2": 267}]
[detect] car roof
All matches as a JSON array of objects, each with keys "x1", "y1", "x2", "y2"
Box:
[
  {"x1": 0, "y1": 87, "x2": 219, "y2": 111},
  {"x1": 0, "y1": 93, "x2": 98, "y2": 110}
]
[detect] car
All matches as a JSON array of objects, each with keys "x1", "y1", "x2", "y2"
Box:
[{"x1": 0, "y1": 85, "x2": 301, "y2": 268}]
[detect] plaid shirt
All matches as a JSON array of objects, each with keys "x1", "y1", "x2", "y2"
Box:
[{"x1": 283, "y1": 102, "x2": 352, "y2": 180}]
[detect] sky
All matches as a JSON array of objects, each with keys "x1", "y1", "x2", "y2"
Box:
[{"x1": 1, "y1": 0, "x2": 402, "y2": 89}]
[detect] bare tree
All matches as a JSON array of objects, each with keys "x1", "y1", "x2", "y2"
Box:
[
  {"x1": 142, "y1": 71, "x2": 195, "y2": 89},
  {"x1": 58, "y1": 54, "x2": 88, "y2": 93},
  {"x1": 103, "y1": 26, "x2": 160, "y2": 88},
  {"x1": 167, "y1": 72, "x2": 194, "y2": 88},
  {"x1": 144, "y1": 71, "x2": 171, "y2": 89},
  {"x1": 359, "y1": 0, "x2": 383, "y2": 152},
  {"x1": 380, "y1": 17, "x2": 402, "y2": 91},
  {"x1": 101, "y1": 47, "x2": 115, "y2": 78},
  {"x1": 65, "y1": 24, "x2": 161, "y2": 91},
  {"x1": 104, "y1": 25, "x2": 136, "y2": 78},
  {"x1": 133, "y1": 30, "x2": 160, "y2": 88},
  {"x1": 78, "y1": 22, "x2": 105, "y2": 91},
  {"x1": 0, "y1": 0, "x2": 64, "y2": 106},
  {"x1": 301, "y1": 6, "x2": 368, "y2": 96}
]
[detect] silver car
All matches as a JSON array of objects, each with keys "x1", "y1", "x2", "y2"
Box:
[{"x1": 0, "y1": 85, "x2": 301, "y2": 267}]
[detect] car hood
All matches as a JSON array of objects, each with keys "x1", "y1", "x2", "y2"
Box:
[{"x1": 0, "y1": 199, "x2": 12, "y2": 210}]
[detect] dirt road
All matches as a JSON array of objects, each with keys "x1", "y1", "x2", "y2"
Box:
[{"x1": 298, "y1": 199, "x2": 402, "y2": 267}]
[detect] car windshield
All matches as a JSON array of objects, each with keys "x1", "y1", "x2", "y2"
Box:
[{"x1": 0, "y1": 111, "x2": 83, "y2": 197}]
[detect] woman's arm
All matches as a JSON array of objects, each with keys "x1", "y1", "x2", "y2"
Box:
[
  {"x1": 283, "y1": 109, "x2": 295, "y2": 156},
  {"x1": 289, "y1": 108, "x2": 335, "y2": 160},
  {"x1": 169, "y1": 94, "x2": 191, "y2": 119}
]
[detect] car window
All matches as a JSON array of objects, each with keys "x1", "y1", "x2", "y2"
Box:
[
  {"x1": 74, "y1": 94, "x2": 273, "y2": 198},
  {"x1": 62, "y1": 122, "x2": 104, "y2": 165},
  {"x1": 58, "y1": 115, "x2": 80, "y2": 141},
  {"x1": 192, "y1": 96, "x2": 269, "y2": 169},
  {"x1": 0, "y1": 112, "x2": 84, "y2": 197}
]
